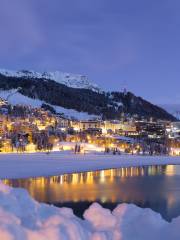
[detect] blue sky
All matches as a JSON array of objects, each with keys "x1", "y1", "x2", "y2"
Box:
[{"x1": 0, "y1": 0, "x2": 180, "y2": 104}]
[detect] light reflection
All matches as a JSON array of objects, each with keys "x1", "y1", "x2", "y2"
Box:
[
  {"x1": 3, "y1": 165, "x2": 169, "y2": 204},
  {"x1": 165, "y1": 165, "x2": 175, "y2": 176},
  {"x1": 4, "y1": 164, "x2": 180, "y2": 221},
  {"x1": 167, "y1": 194, "x2": 176, "y2": 209},
  {"x1": 100, "y1": 170, "x2": 105, "y2": 183}
]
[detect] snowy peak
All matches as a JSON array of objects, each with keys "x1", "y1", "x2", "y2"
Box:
[{"x1": 0, "y1": 69, "x2": 100, "y2": 92}]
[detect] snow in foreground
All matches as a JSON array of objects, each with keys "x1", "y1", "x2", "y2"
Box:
[
  {"x1": 0, "y1": 182, "x2": 180, "y2": 240},
  {"x1": 0, "y1": 152, "x2": 180, "y2": 179}
]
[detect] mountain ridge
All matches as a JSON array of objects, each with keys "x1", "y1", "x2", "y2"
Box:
[
  {"x1": 0, "y1": 69, "x2": 176, "y2": 121},
  {"x1": 0, "y1": 69, "x2": 100, "y2": 92}
]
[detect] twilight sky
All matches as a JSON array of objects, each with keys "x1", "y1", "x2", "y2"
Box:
[{"x1": 0, "y1": 0, "x2": 180, "y2": 104}]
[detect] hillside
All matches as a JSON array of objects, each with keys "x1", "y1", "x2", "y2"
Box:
[{"x1": 0, "y1": 70, "x2": 176, "y2": 121}]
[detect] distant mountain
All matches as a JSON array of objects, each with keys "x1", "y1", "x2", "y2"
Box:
[{"x1": 0, "y1": 69, "x2": 176, "y2": 121}]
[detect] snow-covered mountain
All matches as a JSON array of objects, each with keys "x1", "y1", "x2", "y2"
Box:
[
  {"x1": 0, "y1": 68, "x2": 176, "y2": 121},
  {"x1": 0, "y1": 69, "x2": 100, "y2": 92}
]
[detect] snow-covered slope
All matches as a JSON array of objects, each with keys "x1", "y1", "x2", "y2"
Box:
[
  {"x1": 0, "y1": 69, "x2": 100, "y2": 92},
  {"x1": 0, "y1": 89, "x2": 99, "y2": 120},
  {"x1": 0, "y1": 181, "x2": 180, "y2": 240}
]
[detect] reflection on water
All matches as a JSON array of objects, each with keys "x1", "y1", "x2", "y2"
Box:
[{"x1": 3, "y1": 165, "x2": 180, "y2": 221}]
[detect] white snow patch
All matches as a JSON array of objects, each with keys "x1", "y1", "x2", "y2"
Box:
[
  {"x1": 0, "y1": 89, "x2": 43, "y2": 108},
  {"x1": 0, "y1": 182, "x2": 179, "y2": 239},
  {"x1": 113, "y1": 101, "x2": 123, "y2": 107}
]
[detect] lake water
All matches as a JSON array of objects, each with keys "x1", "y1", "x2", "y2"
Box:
[{"x1": 3, "y1": 165, "x2": 180, "y2": 221}]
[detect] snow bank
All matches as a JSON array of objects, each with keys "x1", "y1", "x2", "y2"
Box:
[
  {"x1": 0, "y1": 152, "x2": 180, "y2": 179},
  {"x1": 0, "y1": 182, "x2": 180, "y2": 240}
]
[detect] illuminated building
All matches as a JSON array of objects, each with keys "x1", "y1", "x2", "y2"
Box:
[
  {"x1": 71, "y1": 120, "x2": 102, "y2": 132},
  {"x1": 167, "y1": 122, "x2": 180, "y2": 139}
]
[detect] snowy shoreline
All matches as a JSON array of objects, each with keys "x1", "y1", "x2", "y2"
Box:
[
  {"x1": 0, "y1": 181, "x2": 180, "y2": 240},
  {"x1": 1, "y1": 153, "x2": 180, "y2": 239},
  {"x1": 0, "y1": 151, "x2": 180, "y2": 179}
]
